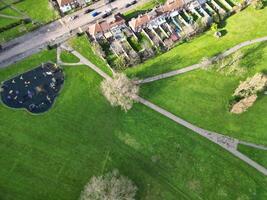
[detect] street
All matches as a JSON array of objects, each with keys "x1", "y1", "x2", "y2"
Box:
[{"x1": 0, "y1": 0, "x2": 149, "y2": 68}]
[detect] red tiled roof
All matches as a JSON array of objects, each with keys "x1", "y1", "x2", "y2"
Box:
[
  {"x1": 129, "y1": 14, "x2": 152, "y2": 31},
  {"x1": 57, "y1": 0, "x2": 75, "y2": 6},
  {"x1": 88, "y1": 21, "x2": 110, "y2": 36},
  {"x1": 162, "y1": 0, "x2": 184, "y2": 12}
]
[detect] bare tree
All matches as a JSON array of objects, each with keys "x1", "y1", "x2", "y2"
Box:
[
  {"x1": 80, "y1": 170, "x2": 137, "y2": 200},
  {"x1": 101, "y1": 73, "x2": 139, "y2": 111}
]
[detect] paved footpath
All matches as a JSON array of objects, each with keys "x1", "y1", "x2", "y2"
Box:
[
  {"x1": 61, "y1": 45, "x2": 111, "y2": 80},
  {"x1": 138, "y1": 97, "x2": 267, "y2": 176},
  {"x1": 138, "y1": 36, "x2": 267, "y2": 84},
  {"x1": 65, "y1": 42, "x2": 267, "y2": 176}
]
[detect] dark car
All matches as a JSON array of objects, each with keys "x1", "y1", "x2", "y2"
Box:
[
  {"x1": 102, "y1": 12, "x2": 112, "y2": 19},
  {"x1": 125, "y1": 3, "x2": 131, "y2": 8},
  {"x1": 131, "y1": 0, "x2": 137, "y2": 5},
  {"x1": 84, "y1": 9, "x2": 94, "y2": 14}
]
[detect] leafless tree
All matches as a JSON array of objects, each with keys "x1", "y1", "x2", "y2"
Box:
[
  {"x1": 101, "y1": 73, "x2": 139, "y2": 111},
  {"x1": 80, "y1": 170, "x2": 137, "y2": 200}
]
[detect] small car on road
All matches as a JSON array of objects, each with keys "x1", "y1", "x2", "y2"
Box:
[{"x1": 92, "y1": 11, "x2": 101, "y2": 17}]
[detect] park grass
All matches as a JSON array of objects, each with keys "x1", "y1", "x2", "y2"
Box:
[
  {"x1": 1, "y1": 50, "x2": 267, "y2": 200},
  {"x1": 124, "y1": 0, "x2": 164, "y2": 20},
  {"x1": 140, "y1": 41, "x2": 267, "y2": 146},
  {"x1": 15, "y1": 0, "x2": 58, "y2": 23},
  {"x1": 60, "y1": 50, "x2": 80, "y2": 63},
  {"x1": 126, "y1": 6, "x2": 267, "y2": 78},
  {"x1": 0, "y1": 0, "x2": 58, "y2": 43},
  {"x1": 68, "y1": 35, "x2": 113, "y2": 77},
  {"x1": 238, "y1": 144, "x2": 267, "y2": 168}
]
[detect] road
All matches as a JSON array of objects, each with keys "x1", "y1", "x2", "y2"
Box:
[{"x1": 0, "y1": 0, "x2": 149, "y2": 68}]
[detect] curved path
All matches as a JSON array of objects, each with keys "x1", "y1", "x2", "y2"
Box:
[
  {"x1": 66, "y1": 39, "x2": 267, "y2": 176},
  {"x1": 137, "y1": 36, "x2": 267, "y2": 84},
  {"x1": 138, "y1": 97, "x2": 267, "y2": 176}
]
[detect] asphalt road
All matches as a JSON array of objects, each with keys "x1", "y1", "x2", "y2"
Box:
[{"x1": 0, "y1": 0, "x2": 149, "y2": 68}]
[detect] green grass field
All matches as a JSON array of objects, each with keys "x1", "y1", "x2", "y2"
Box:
[
  {"x1": 69, "y1": 35, "x2": 113, "y2": 76},
  {"x1": 140, "y1": 42, "x2": 267, "y2": 146},
  {"x1": 1, "y1": 49, "x2": 267, "y2": 200},
  {"x1": 1, "y1": 3, "x2": 267, "y2": 200},
  {"x1": 60, "y1": 50, "x2": 80, "y2": 63},
  {"x1": 126, "y1": 6, "x2": 267, "y2": 78},
  {"x1": 238, "y1": 144, "x2": 267, "y2": 168},
  {"x1": 0, "y1": 0, "x2": 58, "y2": 43}
]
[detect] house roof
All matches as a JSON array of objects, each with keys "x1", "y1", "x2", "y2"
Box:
[
  {"x1": 88, "y1": 21, "x2": 110, "y2": 36},
  {"x1": 161, "y1": 0, "x2": 185, "y2": 12},
  {"x1": 108, "y1": 13, "x2": 126, "y2": 28},
  {"x1": 57, "y1": 0, "x2": 75, "y2": 6},
  {"x1": 128, "y1": 14, "x2": 152, "y2": 31},
  {"x1": 88, "y1": 14, "x2": 126, "y2": 37}
]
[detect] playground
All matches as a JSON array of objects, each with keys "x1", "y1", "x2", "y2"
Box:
[{"x1": 0, "y1": 62, "x2": 64, "y2": 113}]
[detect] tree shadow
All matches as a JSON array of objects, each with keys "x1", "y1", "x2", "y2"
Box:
[
  {"x1": 220, "y1": 29, "x2": 228, "y2": 37},
  {"x1": 240, "y1": 42, "x2": 267, "y2": 70}
]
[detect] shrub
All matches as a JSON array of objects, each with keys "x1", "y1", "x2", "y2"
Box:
[
  {"x1": 251, "y1": 0, "x2": 264, "y2": 10},
  {"x1": 80, "y1": 170, "x2": 137, "y2": 200},
  {"x1": 233, "y1": 73, "x2": 267, "y2": 98}
]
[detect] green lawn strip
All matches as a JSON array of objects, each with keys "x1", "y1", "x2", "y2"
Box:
[
  {"x1": 0, "y1": 22, "x2": 35, "y2": 44},
  {"x1": 60, "y1": 50, "x2": 80, "y2": 63},
  {"x1": 124, "y1": 0, "x2": 162, "y2": 20},
  {"x1": 0, "y1": 7, "x2": 23, "y2": 26},
  {"x1": 238, "y1": 144, "x2": 267, "y2": 168},
  {"x1": 69, "y1": 35, "x2": 113, "y2": 76},
  {"x1": 0, "y1": 0, "x2": 58, "y2": 43},
  {"x1": 126, "y1": 6, "x2": 267, "y2": 79},
  {"x1": 140, "y1": 42, "x2": 267, "y2": 145},
  {"x1": 14, "y1": 0, "x2": 58, "y2": 23},
  {"x1": 0, "y1": 60, "x2": 267, "y2": 199}
]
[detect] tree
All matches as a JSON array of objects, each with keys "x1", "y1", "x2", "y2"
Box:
[
  {"x1": 114, "y1": 56, "x2": 127, "y2": 71},
  {"x1": 211, "y1": 23, "x2": 218, "y2": 32},
  {"x1": 80, "y1": 170, "x2": 137, "y2": 200},
  {"x1": 101, "y1": 73, "x2": 139, "y2": 111},
  {"x1": 252, "y1": 0, "x2": 264, "y2": 10}
]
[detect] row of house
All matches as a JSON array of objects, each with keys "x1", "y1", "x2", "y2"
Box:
[
  {"x1": 86, "y1": 0, "x2": 232, "y2": 68},
  {"x1": 56, "y1": 0, "x2": 92, "y2": 13}
]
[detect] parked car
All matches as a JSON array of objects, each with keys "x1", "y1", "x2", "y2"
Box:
[
  {"x1": 84, "y1": 9, "x2": 94, "y2": 14},
  {"x1": 92, "y1": 11, "x2": 101, "y2": 17},
  {"x1": 131, "y1": 0, "x2": 137, "y2": 5},
  {"x1": 102, "y1": 8, "x2": 112, "y2": 18},
  {"x1": 125, "y1": 3, "x2": 131, "y2": 8}
]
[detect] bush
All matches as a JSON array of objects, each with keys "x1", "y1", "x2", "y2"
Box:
[
  {"x1": 251, "y1": 0, "x2": 264, "y2": 9},
  {"x1": 80, "y1": 170, "x2": 137, "y2": 200},
  {"x1": 101, "y1": 73, "x2": 139, "y2": 111},
  {"x1": 211, "y1": 23, "x2": 218, "y2": 32}
]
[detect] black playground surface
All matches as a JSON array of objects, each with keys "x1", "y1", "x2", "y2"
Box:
[{"x1": 0, "y1": 62, "x2": 64, "y2": 114}]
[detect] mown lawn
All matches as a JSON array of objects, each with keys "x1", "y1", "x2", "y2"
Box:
[
  {"x1": 140, "y1": 42, "x2": 267, "y2": 146},
  {"x1": 0, "y1": 0, "x2": 58, "y2": 43},
  {"x1": 1, "y1": 49, "x2": 267, "y2": 200},
  {"x1": 126, "y1": 6, "x2": 267, "y2": 78},
  {"x1": 60, "y1": 50, "x2": 80, "y2": 63},
  {"x1": 69, "y1": 35, "x2": 113, "y2": 76},
  {"x1": 238, "y1": 144, "x2": 267, "y2": 168}
]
